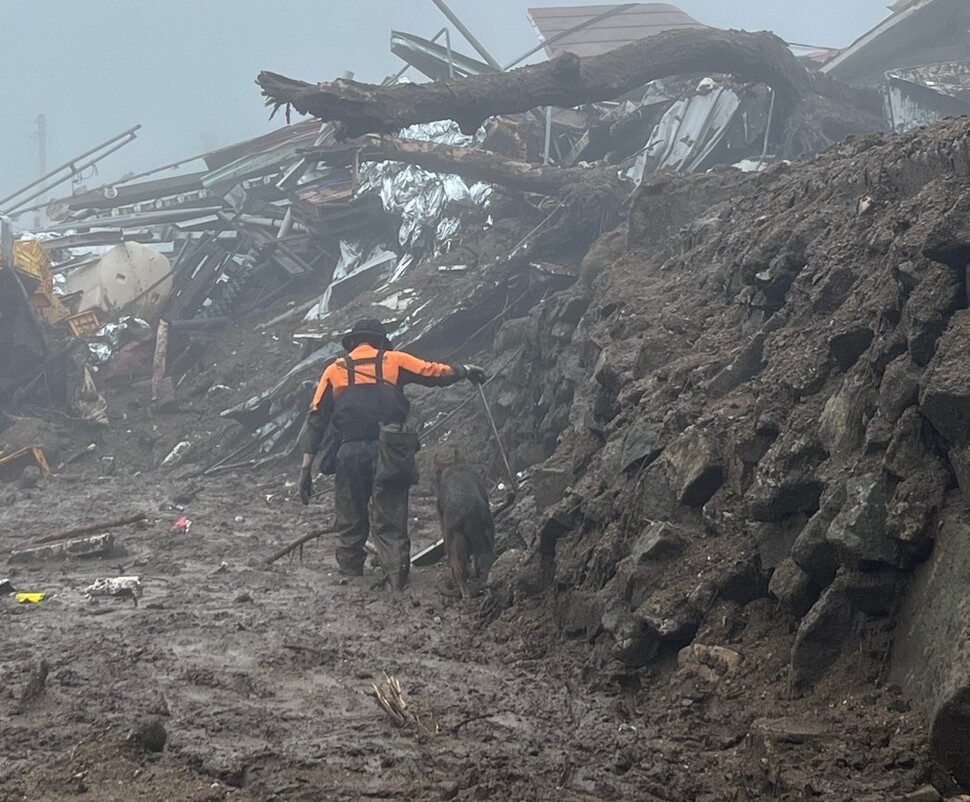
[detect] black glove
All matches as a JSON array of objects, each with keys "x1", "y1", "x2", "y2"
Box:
[
  {"x1": 298, "y1": 466, "x2": 313, "y2": 505},
  {"x1": 463, "y1": 364, "x2": 487, "y2": 385}
]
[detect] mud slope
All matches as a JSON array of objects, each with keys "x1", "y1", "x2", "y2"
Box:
[{"x1": 491, "y1": 118, "x2": 970, "y2": 796}]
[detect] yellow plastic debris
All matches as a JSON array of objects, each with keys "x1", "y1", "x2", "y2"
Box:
[
  {"x1": 12, "y1": 239, "x2": 71, "y2": 324},
  {"x1": 14, "y1": 592, "x2": 46, "y2": 604}
]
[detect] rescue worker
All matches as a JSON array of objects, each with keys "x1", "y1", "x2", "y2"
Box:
[{"x1": 297, "y1": 318, "x2": 486, "y2": 590}]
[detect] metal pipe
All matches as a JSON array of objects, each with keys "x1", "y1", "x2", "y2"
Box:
[
  {"x1": 0, "y1": 124, "x2": 141, "y2": 209},
  {"x1": 543, "y1": 106, "x2": 553, "y2": 165},
  {"x1": 478, "y1": 384, "x2": 516, "y2": 490},
  {"x1": 388, "y1": 26, "x2": 457, "y2": 84},
  {"x1": 5, "y1": 135, "x2": 139, "y2": 214},
  {"x1": 757, "y1": 86, "x2": 776, "y2": 170},
  {"x1": 430, "y1": 0, "x2": 502, "y2": 71}
]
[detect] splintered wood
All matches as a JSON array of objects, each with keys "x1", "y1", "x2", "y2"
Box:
[{"x1": 371, "y1": 673, "x2": 439, "y2": 738}]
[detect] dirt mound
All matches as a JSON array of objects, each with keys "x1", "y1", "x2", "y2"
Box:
[{"x1": 489, "y1": 118, "x2": 970, "y2": 795}]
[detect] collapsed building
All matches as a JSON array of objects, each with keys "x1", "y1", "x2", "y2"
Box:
[{"x1": 5, "y1": 2, "x2": 970, "y2": 797}]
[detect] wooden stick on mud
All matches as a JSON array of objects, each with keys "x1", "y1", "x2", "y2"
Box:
[
  {"x1": 33, "y1": 512, "x2": 148, "y2": 545},
  {"x1": 151, "y1": 320, "x2": 169, "y2": 402},
  {"x1": 265, "y1": 528, "x2": 334, "y2": 565}
]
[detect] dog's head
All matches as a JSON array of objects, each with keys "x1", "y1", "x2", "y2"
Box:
[{"x1": 434, "y1": 447, "x2": 463, "y2": 477}]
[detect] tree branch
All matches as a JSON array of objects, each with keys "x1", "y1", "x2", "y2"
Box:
[
  {"x1": 302, "y1": 136, "x2": 604, "y2": 196},
  {"x1": 259, "y1": 29, "x2": 824, "y2": 137}
]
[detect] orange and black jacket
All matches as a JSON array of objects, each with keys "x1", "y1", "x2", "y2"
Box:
[{"x1": 300, "y1": 344, "x2": 465, "y2": 453}]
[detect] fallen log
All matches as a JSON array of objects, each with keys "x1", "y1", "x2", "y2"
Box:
[
  {"x1": 33, "y1": 512, "x2": 147, "y2": 545},
  {"x1": 258, "y1": 28, "x2": 883, "y2": 156},
  {"x1": 10, "y1": 533, "x2": 114, "y2": 563},
  {"x1": 301, "y1": 136, "x2": 605, "y2": 196}
]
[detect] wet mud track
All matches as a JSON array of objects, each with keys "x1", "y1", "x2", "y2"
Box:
[{"x1": 1, "y1": 470, "x2": 656, "y2": 801}]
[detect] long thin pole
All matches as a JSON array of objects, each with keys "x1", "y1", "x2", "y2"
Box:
[
  {"x1": 430, "y1": 0, "x2": 502, "y2": 71},
  {"x1": 477, "y1": 384, "x2": 516, "y2": 490},
  {"x1": 35, "y1": 114, "x2": 48, "y2": 227},
  {"x1": 36, "y1": 115, "x2": 47, "y2": 184},
  {"x1": 0, "y1": 124, "x2": 141, "y2": 210}
]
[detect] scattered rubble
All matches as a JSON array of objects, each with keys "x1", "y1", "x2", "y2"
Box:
[{"x1": 3, "y1": 2, "x2": 970, "y2": 800}]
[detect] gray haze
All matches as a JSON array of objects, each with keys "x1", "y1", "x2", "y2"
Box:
[{"x1": 1, "y1": 0, "x2": 891, "y2": 201}]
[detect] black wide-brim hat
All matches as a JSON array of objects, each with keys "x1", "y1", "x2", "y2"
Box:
[{"x1": 341, "y1": 317, "x2": 392, "y2": 351}]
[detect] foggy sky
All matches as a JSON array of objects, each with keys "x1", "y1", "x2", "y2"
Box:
[{"x1": 1, "y1": 0, "x2": 892, "y2": 202}]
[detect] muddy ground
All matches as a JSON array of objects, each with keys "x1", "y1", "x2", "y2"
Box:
[{"x1": 0, "y1": 310, "x2": 932, "y2": 802}]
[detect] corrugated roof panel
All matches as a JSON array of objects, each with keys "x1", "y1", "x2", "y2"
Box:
[{"x1": 528, "y1": 3, "x2": 706, "y2": 58}]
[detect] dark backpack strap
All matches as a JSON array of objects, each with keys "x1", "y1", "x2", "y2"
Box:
[
  {"x1": 375, "y1": 349, "x2": 385, "y2": 384},
  {"x1": 344, "y1": 354, "x2": 355, "y2": 386}
]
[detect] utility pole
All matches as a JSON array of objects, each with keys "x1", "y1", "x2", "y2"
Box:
[{"x1": 34, "y1": 114, "x2": 48, "y2": 228}]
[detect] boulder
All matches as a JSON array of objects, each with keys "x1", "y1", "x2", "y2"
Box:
[
  {"x1": 885, "y1": 408, "x2": 933, "y2": 479},
  {"x1": 750, "y1": 515, "x2": 807, "y2": 573},
  {"x1": 747, "y1": 432, "x2": 826, "y2": 523},
  {"x1": 531, "y1": 467, "x2": 572, "y2": 512},
  {"x1": 886, "y1": 465, "x2": 948, "y2": 562},
  {"x1": 829, "y1": 326, "x2": 874, "y2": 372},
  {"x1": 662, "y1": 427, "x2": 724, "y2": 508},
  {"x1": 904, "y1": 262, "x2": 963, "y2": 366},
  {"x1": 818, "y1": 368, "x2": 876, "y2": 456},
  {"x1": 920, "y1": 310, "x2": 970, "y2": 445},
  {"x1": 676, "y1": 643, "x2": 742, "y2": 682},
  {"x1": 791, "y1": 494, "x2": 842, "y2": 587},
  {"x1": 950, "y1": 445, "x2": 970, "y2": 504},
  {"x1": 768, "y1": 558, "x2": 818, "y2": 618},
  {"x1": 601, "y1": 608, "x2": 661, "y2": 667},
  {"x1": 790, "y1": 578, "x2": 856, "y2": 692},
  {"x1": 826, "y1": 473, "x2": 897, "y2": 566},
  {"x1": 892, "y1": 495, "x2": 970, "y2": 790},
  {"x1": 878, "y1": 354, "x2": 921, "y2": 422},
  {"x1": 630, "y1": 521, "x2": 686, "y2": 562},
  {"x1": 618, "y1": 418, "x2": 663, "y2": 473}
]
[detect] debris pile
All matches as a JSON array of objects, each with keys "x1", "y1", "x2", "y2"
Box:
[{"x1": 4, "y1": 2, "x2": 970, "y2": 799}]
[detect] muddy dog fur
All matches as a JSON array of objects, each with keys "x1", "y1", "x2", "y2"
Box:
[{"x1": 435, "y1": 452, "x2": 496, "y2": 599}]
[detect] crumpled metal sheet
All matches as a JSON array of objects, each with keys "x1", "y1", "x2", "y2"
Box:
[
  {"x1": 358, "y1": 121, "x2": 492, "y2": 254},
  {"x1": 303, "y1": 243, "x2": 398, "y2": 321},
  {"x1": 625, "y1": 80, "x2": 742, "y2": 186},
  {"x1": 87, "y1": 316, "x2": 151, "y2": 365}
]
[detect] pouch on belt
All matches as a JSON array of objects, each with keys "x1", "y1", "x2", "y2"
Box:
[{"x1": 375, "y1": 425, "x2": 420, "y2": 486}]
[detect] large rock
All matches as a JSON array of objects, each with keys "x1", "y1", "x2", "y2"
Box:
[
  {"x1": 662, "y1": 426, "x2": 724, "y2": 508},
  {"x1": 886, "y1": 465, "x2": 948, "y2": 563},
  {"x1": 747, "y1": 431, "x2": 826, "y2": 522},
  {"x1": 878, "y1": 354, "x2": 921, "y2": 423},
  {"x1": 790, "y1": 568, "x2": 898, "y2": 692},
  {"x1": 891, "y1": 494, "x2": 970, "y2": 790},
  {"x1": 818, "y1": 368, "x2": 877, "y2": 456},
  {"x1": 630, "y1": 521, "x2": 686, "y2": 562},
  {"x1": 790, "y1": 579, "x2": 856, "y2": 693},
  {"x1": 884, "y1": 408, "x2": 933, "y2": 479},
  {"x1": 768, "y1": 557, "x2": 818, "y2": 618},
  {"x1": 904, "y1": 261, "x2": 963, "y2": 366},
  {"x1": 920, "y1": 310, "x2": 970, "y2": 444},
  {"x1": 825, "y1": 472, "x2": 897, "y2": 566},
  {"x1": 829, "y1": 326, "x2": 874, "y2": 372},
  {"x1": 791, "y1": 485, "x2": 844, "y2": 586},
  {"x1": 750, "y1": 515, "x2": 807, "y2": 572}
]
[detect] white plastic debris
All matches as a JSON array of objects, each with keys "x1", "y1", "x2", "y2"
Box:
[
  {"x1": 85, "y1": 576, "x2": 143, "y2": 602},
  {"x1": 161, "y1": 441, "x2": 192, "y2": 467}
]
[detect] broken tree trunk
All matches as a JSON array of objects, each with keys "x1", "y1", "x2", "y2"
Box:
[
  {"x1": 258, "y1": 28, "x2": 883, "y2": 156},
  {"x1": 301, "y1": 136, "x2": 603, "y2": 196}
]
